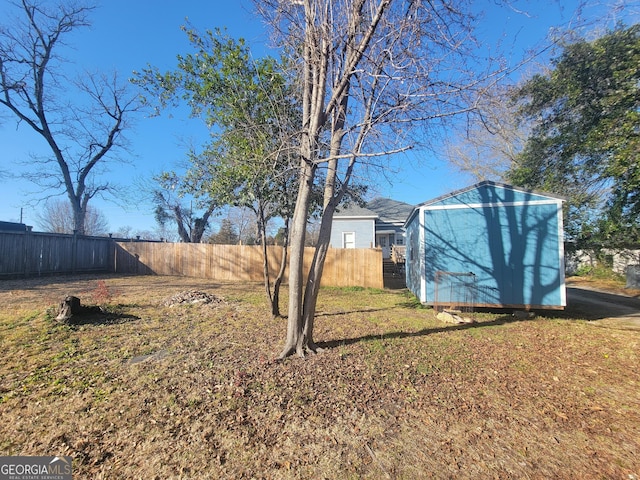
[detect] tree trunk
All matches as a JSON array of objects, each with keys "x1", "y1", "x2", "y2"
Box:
[
  {"x1": 192, "y1": 203, "x2": 216, "y2": 243},
  {"x1": 272, "y1": 248, "x2": 286, "y2": 317},
  {"x1": 70, "y1": 195, "x2": 86, "y2": 235},
  {"x1": 56, "y1": 295, "x2": 82, "y2": 322},
  {"x1": 271, "y1": 217, "x2": 289, "y2": 318},
  {"x1": 173, "y1": 205, "x2": 192, "y2": 242},
  {"x1": 257, "y1": 203, "x2": 275, "y2": 313},
  {"x1": 279, "y1": 160, "x2": 316, "y2": 358},
  {"x1": 278, "y1": 0, "x2": 327, "y2": 357},
  {"x1": 55, "y1": 295, "x2": 101, "y2": 323},
  {"x1": 300, "y1": 200, "x2": 337, "y2": 352},
  {"x1": 299, "y1": 66, "x2": 353, "y2": 351}
]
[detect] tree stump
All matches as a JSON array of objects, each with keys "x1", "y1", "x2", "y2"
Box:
[
  {"x1": 55, "y1": 295, "x2": 105, "y2": 324},
  {"x1": 56, "y1": 296, "x2": 82, "y2": 323}
]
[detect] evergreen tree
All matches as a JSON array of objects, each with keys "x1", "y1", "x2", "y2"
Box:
[{"x1": 510, "y1": 25, "x2": 640, "y2": 246}]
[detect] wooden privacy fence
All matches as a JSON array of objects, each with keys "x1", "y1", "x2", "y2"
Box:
[
  {"x1": 0, "y1": 230, "x2": 112, "y2": 277},
  {"x1": 114, "y1": 243, "x2": 384, "y2": 288},
  {"x1": 0, "y1": 230, "x2": 383, "y2": 288}
]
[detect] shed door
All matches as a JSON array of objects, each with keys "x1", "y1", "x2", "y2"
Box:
[{"x1": 343, "y1": 232, "x2": 356, "y2": 249}]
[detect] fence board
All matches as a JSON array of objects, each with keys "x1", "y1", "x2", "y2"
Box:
[{"x1": 0, "y1": 232, "x2": 25, "y2": 275}]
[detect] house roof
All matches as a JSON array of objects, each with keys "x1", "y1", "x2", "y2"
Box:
[
  {"x1": 366, "y1": 198, "x2": 415, "y2": 224},
  {"x1": 334, "y1": 197, "x2": 414, "y2": 224},
  {"x1": 333, "y1": 203, "x2": 378, "y2": 218},
  {"x1": 0, "y1": 221, "x2": 28, "y2": 232}
]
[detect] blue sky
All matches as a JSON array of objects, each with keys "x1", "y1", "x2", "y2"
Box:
[{"x1": 0, "y1": 0, "x2": 637, "y2": 235}]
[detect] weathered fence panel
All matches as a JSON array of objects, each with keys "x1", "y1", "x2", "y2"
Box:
[
  {"x1": 75, "y1": 236, "x2": 113, "y2": 273},
  {"x1": 114, "y1": 243, "x2": 383, "y2": 288},
  {"x1": 0, "y1": 232, "x2": 24, "y2": 275},
  {"x1": 0, "y1": 231, "x2": 112, "y2": 277}
]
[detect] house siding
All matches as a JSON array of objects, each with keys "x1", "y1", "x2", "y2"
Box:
[
  {"x1": 331, "y1": 199, "x2": 413, "y2": 259},
  {"x1": 330, "y1": 218, "x2": 375, "y2": 249}
]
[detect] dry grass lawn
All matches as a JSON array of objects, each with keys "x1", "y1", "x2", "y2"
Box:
[{"x1": 1, "y1": 274, "x2": 639, "y2": 479}]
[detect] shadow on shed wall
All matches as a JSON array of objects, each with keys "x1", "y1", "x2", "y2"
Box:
[{"x1": 423, "y1": 185, "x2": 563, "y2": 308}]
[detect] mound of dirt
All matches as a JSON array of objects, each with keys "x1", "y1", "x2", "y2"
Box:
[{"x1": 162, "y1": 290, "x2": 226, "y2": 307}]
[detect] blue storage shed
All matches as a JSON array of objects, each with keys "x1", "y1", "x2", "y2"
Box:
[{"x1": 404, "y1": 181, "x2": 566, "y2": 310}]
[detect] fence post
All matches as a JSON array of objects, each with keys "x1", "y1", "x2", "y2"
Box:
[
  {"x1": 109, "y1": 234, "x2": 116, "y2": 273},
  {"x1": 23, "y1": 227, "x2": 32, "y2": 277},
  {"x1": 72, "y1": 230, "x2": 78, "y2": 274}
]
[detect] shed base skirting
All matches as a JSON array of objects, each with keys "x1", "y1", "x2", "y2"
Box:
[{"x1": 427, "y1": 302, "x2": 565, "y2": 311}]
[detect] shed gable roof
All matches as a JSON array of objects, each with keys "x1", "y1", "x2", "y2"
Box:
[
  {"x1": 420, "y1": 181, "x2": 564, "y2": 208},
  {"x1": 405, "y1": 181, "x2": 565, "y2": 227}
]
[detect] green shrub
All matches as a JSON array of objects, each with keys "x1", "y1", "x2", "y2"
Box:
[{"x1": 575, "y1": 262, "x2": 624, "y2": 282}]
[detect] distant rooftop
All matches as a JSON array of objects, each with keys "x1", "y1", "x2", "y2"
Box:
[
  {"x1": 366, "y1": 198, "x2": 414, "y2": 224},
  {"x1": 0, "y1": 221, "x2": 29, "y2": 232},
  {"x1": 335, "y1": 198, "x2": 414, "y2": 224}
]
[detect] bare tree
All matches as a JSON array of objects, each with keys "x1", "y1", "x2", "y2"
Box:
[
  {"x1": 0, "y1": 0, "x2": 139, "y2": 234},
  {"x1": 36, "y1": 198, "x2": 108, "y2": 235},
  {"x1": 442, "y1": 83, "x2": 530, "y2": 183},
  {"x1": 221, "y1": 207, "x2": 256, "y2": 244},
  {"x1": 152, "y1": 171, "x2": 217, "y2": 243},
  {"x1": 110, "y1": 225, "x2": 161, "y2": 241},
  {"x1": 207, "y1": 217, "x2": 240, "y2": 245},
  {"x1": 255, "y1": 0, "x2": 513, "y2": 358}
]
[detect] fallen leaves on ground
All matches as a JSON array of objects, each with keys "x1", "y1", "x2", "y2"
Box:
[{"x1": 0, "y1": 275, "x2": 638, "y2": 479}]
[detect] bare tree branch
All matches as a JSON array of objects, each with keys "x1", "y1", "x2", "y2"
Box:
[{"x1": 0, "y1": 0, "x2": 139, "y2": 234}]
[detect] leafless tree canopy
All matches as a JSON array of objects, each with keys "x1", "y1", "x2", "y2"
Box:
[
  {"x1": 36, "y1": 198, "x2": 109, "y2": 235},
  {"x1": 260, "y1": 0, "x2": 503, "y2": 164},
  {"x1": 442, "y1": 83, "x2": 530, "y2": 183},
  {"x1": 0, "y1": 0, "x2": 139, "y2": 234}
]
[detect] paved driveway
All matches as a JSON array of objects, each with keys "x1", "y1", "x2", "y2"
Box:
[{"x1": 566, "y1": 285, "x2": 640, "y2": 329}]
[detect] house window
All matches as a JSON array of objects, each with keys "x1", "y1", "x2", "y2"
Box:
[
  {"x1": 343, "y1": 232, "x2": 356, "y2": 249},
  {"x1": 396, "y1": 237, "x2": 404, "y2": 245}
]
